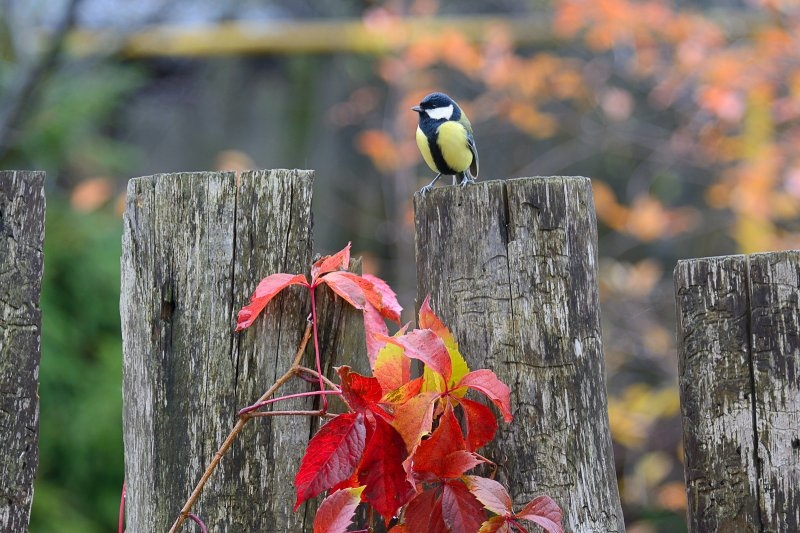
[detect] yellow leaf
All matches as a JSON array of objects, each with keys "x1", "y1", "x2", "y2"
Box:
[{"x1": 374, "y1": 341, "x2": 410, "y2": 393}]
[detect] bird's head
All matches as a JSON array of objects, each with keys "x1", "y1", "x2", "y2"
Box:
[{"x1": 412, "y1": 92, "x2": 462, "y2": 122}]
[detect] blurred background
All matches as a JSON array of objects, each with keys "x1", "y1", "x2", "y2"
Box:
[{"x1": 2, "y1": 0, "x2": 798, "y2": 531}]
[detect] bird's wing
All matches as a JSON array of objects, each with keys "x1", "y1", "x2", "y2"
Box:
[{"x1": 467, "y1": 131, "x2": 479, "y2": 179}]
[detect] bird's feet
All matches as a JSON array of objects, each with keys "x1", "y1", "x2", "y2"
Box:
[
  {"x1": 458, "y1": 173, "x2": 475, "y2": 187},
  {"x1": 419, "y1": 173, "x2": 442, "y2": 195}
]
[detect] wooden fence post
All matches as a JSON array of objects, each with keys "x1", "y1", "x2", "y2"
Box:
[
  {"x1": 414, "y1": 177, "x2": 625, "y2": 532},
  {"x1": 0, "y1": 171, "x2": 45, "y2": 531},
  {"x1": 675, "y1": 251, "x2": 800, "y2": 532},
  {"x1": 121, "y1": 170, "x2": 364, "y2": 532}
]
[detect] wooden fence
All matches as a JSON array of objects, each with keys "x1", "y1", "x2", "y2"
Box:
[
  {"x1": 675, "y1": 253, "x2": 800, "y2": 532},
  {"x1": 0, "y1": 171, "x2": 45, "y2": 531},
  {"x1": 3, "y1": 168, "x2": 799, "y2": 532},
  {"x1": 118, "y1": 172, "x2": 624, "y2": 532},
  {"x1": 414, "y1": 177, "x2": 624, "y2": 531},
  {"x1": 120, "y1": 170, "x2": 365, "y2": 532}
]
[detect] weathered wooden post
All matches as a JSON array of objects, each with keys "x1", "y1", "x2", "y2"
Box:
[
  {"x1": 675, "y1": 251, "x2": 800, "y2": 532},
  {"x1": 121, "y1": 170, "x2": 363, "y2": 532},
  {"x1": 0, "y1": 171, "x2": 45, "y2": 531},
  {"x1": 414, "y1": 177, "x2": 625, "y2": 532}
]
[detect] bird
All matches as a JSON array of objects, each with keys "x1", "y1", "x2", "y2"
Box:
[{"x1": 412, "y1": 92, "x2": 479, "y2": 194}]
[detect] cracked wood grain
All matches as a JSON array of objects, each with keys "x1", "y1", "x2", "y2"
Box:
[
  {"x1": 0, "y1": 170, "x2": 45, "y2": 531},
  {"x1": 414, "y1": 177, "x2": 624, "y2": 533},
  {"x1": 675, "y1": 251, "x2": 800, "y2": 532},
  {"x1": 121, "y1": 170, "x2": 364, "y2": 532}
]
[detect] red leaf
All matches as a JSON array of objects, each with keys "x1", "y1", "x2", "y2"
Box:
[
  {"x1": 458, "y1": 397, "x2": 498, "y2": 452},
  {"x1": 236, "y1": 273, "x2": 308, "y2": 330},
  {"x1": 324, "y1": 270, "x2": 400, "y2": 322},
  {"x1": 312, "y1": 486, "x2": 365, "y2": 533},
  {"x1": 462, "y1": 475, "x2": 513, "y2": 517},
  {"x1": 516, "y1": 495, "x2": 563, "y2": 533},
  {"x1": 295, "y1": 413, "x2": 366, "y2": 509},
  {"x1": 328, "y1": 471, "x2": 360, "y2": 495},
  {"x1": 321, "y1": 271, "x2": 400, "y2": 365},
  {"x1": 362, "y1": 273, "x2": 402, "y2": 323},
  {"x1": 440, "y1": 450, "x2": 484, "y2": 479},
  {"x1": 457, "y1": 370, "x2": 513, "y2": 422},
  {"x1": 418, "y1": 294, "x2": 455, "y2": 346},
  {"x1": 321, "y1": 270, "x2": 368, "y2": 309},
  {"x1": 442, "y1": 480, "x2": 486, "y2": 533},
  {"x1": 337, "y1": 367, "x2": 386, "y2": 417},
  {"x1": 404, "y1": 489, "x2": 448, "y2": 533},
  {"x1": 379, "y1": 329, "x2": 451, "y2": 383},
  {"x1": 412, "y1": 404, "x2": 484, "y2": 480},
  {"x1": 357, "y1": 414, "x2": 415, "y2": 522},
  {"x1": 413, "y1": 403, "x2": 464, "y2": 471},
  {"x1": 363, "y1": 301, "x2": 390, "y2": 366},
  {"x1": 311, "y1": 243, "x2": 351, "y2": 281}
]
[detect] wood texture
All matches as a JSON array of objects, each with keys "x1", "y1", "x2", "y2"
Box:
[
  {"x1": 0, "y1": 171, "x2": 45, "y2": 531},
  {"x1": 675, "y1": 255, "x2": 758, "y2": 532},
  {"x1": 121, "y1": 170, "x2": 364, "y2": 532},
  {"x1": 749, "y1": 252, "x2": 800, "y2": 531},
  {"x1": 675, "y1": 251, "x2": 800, "y2": 532},
  {"x1": 414, "y1": 177, "x2": 624, "y2": 532}
]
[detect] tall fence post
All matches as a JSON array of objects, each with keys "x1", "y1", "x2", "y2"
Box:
[
  {"x1": 675, "y1": 251, "x2": 800, "y2": 532},
  {"x1": 121, "y1": 170, "x2": 364, "y2": 532},
  {"x1": 0, "y1": 170, "x2": 45, "y2": 531},
  {"x1": 414, "y1": 177, "x2": 625, "y2": 532}
]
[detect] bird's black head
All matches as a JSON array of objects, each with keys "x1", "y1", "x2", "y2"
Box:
[{"x1": 412, "y1": 92, "x2": 462, "y2": 122}]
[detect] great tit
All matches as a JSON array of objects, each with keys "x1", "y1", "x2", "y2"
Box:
[{"x1": 412, "y1": 92, "x2": 479, "y2": 194}]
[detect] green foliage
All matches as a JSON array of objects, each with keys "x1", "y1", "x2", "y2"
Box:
[
  {"x1": 30, "y1": 197, "x2": 124, "y2": 532},
  {"x1": 1, "y1": 61, "x2": 145, "y2": 175},
  {"x1": 1, "y1": 46, "x2": 143, "y2": 532}
]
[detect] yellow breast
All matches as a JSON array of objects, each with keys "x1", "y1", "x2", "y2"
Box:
[
  {"x1": 416, "y1": 127, "x2": 438, "y2": 173},
  {"x1": 436, "y1": 121, "x2": 473, "y2": 173}
]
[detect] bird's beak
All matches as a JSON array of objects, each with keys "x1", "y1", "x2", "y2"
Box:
[{"x1": 411, "y1": 105, "x2": 422, "y2": 112}]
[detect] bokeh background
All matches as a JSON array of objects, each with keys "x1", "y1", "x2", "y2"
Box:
[{"x1": 2, "y1": 0, "x2": 798, "y2": 531}]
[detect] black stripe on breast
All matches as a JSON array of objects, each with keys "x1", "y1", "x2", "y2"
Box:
[{"x1": 427, "y1": 135, "x2": 458, "y2": 175}]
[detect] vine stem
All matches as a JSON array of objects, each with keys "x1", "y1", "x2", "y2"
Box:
[
  {"x1": 238, "y1": 389, "x2": 341, "y2": 415},
  {"x1": 296, "y1": 365, "x2": 340, "y2": 390},
  {"x1": 169, "y1": 321, "x2": 314, "y2": 533},
  {"x1": 309, "y1": 284, "x2": 328, "y2": 412},
  {"x1": 118, "y1": 481, "x2": 125, "y2": 533}
]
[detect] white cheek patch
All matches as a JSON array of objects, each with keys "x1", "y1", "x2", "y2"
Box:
[{"x1": 425, "y1": 104, "x2": 454, "y2": 121}]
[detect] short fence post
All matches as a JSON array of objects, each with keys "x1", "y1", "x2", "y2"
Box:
[
  {"x1": 675, "y1": 252, "x2": 800, "y2": 532},
  {"x1": 414, "y1": 177, "x2": 625, "y2": 532},
  {"x1": 121, "y1": 170, "x2": 363, "y2": 532},
  {"x1": 0, "y1": 170, "x2": 45, "y2": 531}
]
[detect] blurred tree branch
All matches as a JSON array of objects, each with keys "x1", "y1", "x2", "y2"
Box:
[
  {"x1": 58, "y1": 9, "x2": 770, "y2": 59},
  {"x1": 64, "y1": 15, "x2": 553, "y2": 58},
  {"x1": 0, "y1": 0, "x2": 82, "y2": 159}
]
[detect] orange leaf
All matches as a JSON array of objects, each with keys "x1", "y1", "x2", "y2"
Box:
[
  {"x1": 374, "y1": 340, "x2": 412, "y2": 394},
  {"x1": 312, "y1": 486, "x2": 365, "y2": 533},
  {"x1": 311, "y1": 243, "x2": 351, "y2": 281},
  {"x1": 391, "y1": 390, "x2": 437, "y2": 451}
]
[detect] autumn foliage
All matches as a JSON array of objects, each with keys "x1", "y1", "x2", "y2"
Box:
[
  {"x1": 353, "y1": 1, "x2": 800, "y2": 254},
  {"x1": 341, "y1": 4, "x2": 800, "y2": 525},
  {"x1": 235, "y1": 243, "x2": 563, "y2": 533}
]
